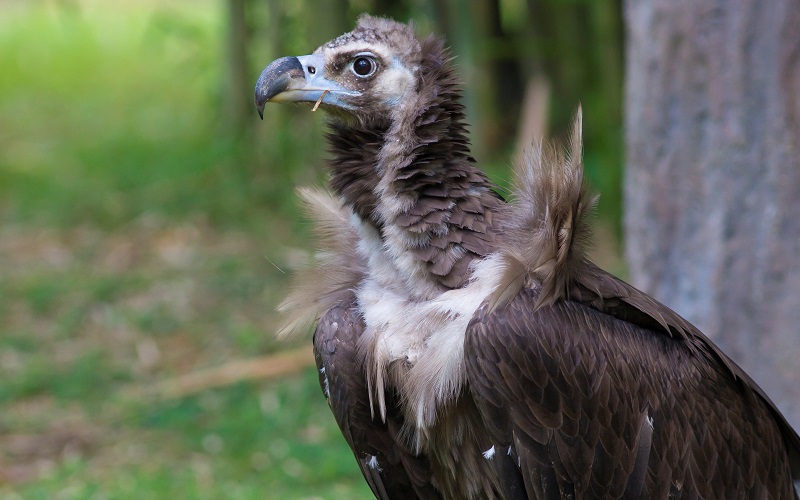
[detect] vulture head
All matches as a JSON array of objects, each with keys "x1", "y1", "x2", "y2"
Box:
[
  {"x1": 255, "y1": 15, "x2": 492, "y2": 291},
  {"x1": 255, "y1": 16, "x2": 425, "y2": 127}
]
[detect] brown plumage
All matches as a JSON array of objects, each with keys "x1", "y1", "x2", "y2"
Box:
[
  {"x1": 255, "y1": 15, "x2": 800, "y2": 499},
  {"x1": 490, "y1": 109, "x2": 596, "y2": 311}
]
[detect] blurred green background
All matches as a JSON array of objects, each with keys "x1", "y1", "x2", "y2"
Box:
[{"x1": 0, "y1": 0, "x2": 621, "y2": 497}]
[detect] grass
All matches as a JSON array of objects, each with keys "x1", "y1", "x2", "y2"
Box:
[
  {"x1": 0, "y1": 218, "x2": 372, "y2": 496},
  {"x1": 3, "y1": 375, "x2": 369, "y2": 499}
]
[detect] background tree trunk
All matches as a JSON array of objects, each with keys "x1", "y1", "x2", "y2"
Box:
[
  {"x1": 624, "y1": 0, "x2": 800, "y2": 430},
  {"x1": 224, "y1": 0, "x2": 250, "y2": 139}
]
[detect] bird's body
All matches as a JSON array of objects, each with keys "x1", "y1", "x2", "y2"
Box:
[{"x1": 256, "y1": 15, "x2": 800, "y2": 499}]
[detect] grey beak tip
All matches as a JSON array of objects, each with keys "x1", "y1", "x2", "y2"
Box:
[{"x1": 254, "y1": 56, "x2": 305, "y2": 115}]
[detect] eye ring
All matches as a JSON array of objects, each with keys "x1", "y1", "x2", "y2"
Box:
[{"x1": 351, "y1": 56, "x2": 376, "y2": 78}]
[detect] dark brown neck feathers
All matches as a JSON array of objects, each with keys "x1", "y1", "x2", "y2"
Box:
[
  {"x1": 325, "y1": 36, "x2": 502, "y2": 289},
  {"x1": 326, "y1": 124, "x2": 385, "y2": 223}
]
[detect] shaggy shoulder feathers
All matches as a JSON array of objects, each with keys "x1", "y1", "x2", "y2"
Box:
[
  {"x1": 277, "y1": 187, "x2": 365, "y2": 337},
  {"x1": 490, "y1": 107, "x2": 596, "y2": 311},
  {"x1": 279, "y1": 108, "x2": 595, "y2": 339}
]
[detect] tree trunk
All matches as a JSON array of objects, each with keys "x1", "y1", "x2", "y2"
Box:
[
  {"x1": 624, "y1": 0, "x2": 800, "y2": 430},
  {"x1": 225, "y1": 0, "x2": 250, "y2": 139}
]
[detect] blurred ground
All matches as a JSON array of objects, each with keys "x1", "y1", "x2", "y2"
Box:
[{"x1": 0, "y1": 220, "x2": 372, "y2": 498}]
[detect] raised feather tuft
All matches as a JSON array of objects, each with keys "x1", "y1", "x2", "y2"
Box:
[
  {"x1": 277, "y1": 187, "x2": 366, "y2": 338},
  {"x1": 489, "y1": 107, "x2": 598, "y2": 311}
]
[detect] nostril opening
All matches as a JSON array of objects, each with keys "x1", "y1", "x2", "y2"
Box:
[{"x1": 308, "y1": 66, "x2": 316, "y2": 75}]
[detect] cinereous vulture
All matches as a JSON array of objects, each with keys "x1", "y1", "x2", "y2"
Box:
[{"x1": 255, "y1": 15, "x2": 800, "y2": 499}]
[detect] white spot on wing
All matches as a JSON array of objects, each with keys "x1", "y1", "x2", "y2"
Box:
[
  {"x1": 482, "y1": 445, "x2": 495, "y2": 460},
  {"x1": 646, "y1": 414, "x2": 654, "y2": 429},
  {"x1": 319, "y1": 366, "x2": 330, "y2": 398},
  {"x1": 366, "y1": 455, "x2": 381, "y2": 471}
]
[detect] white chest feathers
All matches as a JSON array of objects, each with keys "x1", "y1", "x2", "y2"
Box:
[{"x1": 352, "y1": 217, "x2": 503, "y2": 436}]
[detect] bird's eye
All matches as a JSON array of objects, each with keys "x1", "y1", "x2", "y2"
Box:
[{"x1": 352, "y1": 57, "x2": 376, "y2": 77}]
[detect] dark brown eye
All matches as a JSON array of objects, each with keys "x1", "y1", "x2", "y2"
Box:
[{"x1": 352, "y1": 57, "x2": 375, "y2": 77}]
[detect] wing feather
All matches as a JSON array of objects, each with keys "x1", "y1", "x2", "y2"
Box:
[
  {"x1": 313, "y1": 298, "x2": 441, "y2": 499},
  {"x1": 465, "y1": 287, "x2": 797, "y2": 498}
]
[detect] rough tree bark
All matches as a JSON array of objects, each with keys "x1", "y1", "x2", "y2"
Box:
[{"x1": 624, "y1": 0, "x2": 800, "y2": 430}]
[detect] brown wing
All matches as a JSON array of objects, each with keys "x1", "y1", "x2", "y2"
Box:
[
  {"x1": 577, "y1": 262, "x2": 800, "y2": 474},
  {"x1": 313, "y1": 297, "x2": 441, "y2": 499},
  {"x1": 465, "y1": 285, "x2": 799, "y2": 499}
]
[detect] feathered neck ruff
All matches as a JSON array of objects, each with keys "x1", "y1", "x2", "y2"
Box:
[
  {"x1": 325, "y1": 35, "x2": 491, "y2": 228},
  {"x1": 325, "y1": 35, "x2": 501, "y2": 290}
]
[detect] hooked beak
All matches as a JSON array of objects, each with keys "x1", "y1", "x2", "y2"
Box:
[{"x1": 254, "y1": 54, "x2": 358, "y2": 119}]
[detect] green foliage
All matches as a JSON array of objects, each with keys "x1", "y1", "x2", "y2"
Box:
[
  {"x1": 0, "y1": 1, "x2": 309, "y2": 230},
  {"x1": 0, "y1": 4, "x2": 350, "y2": 496}
]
